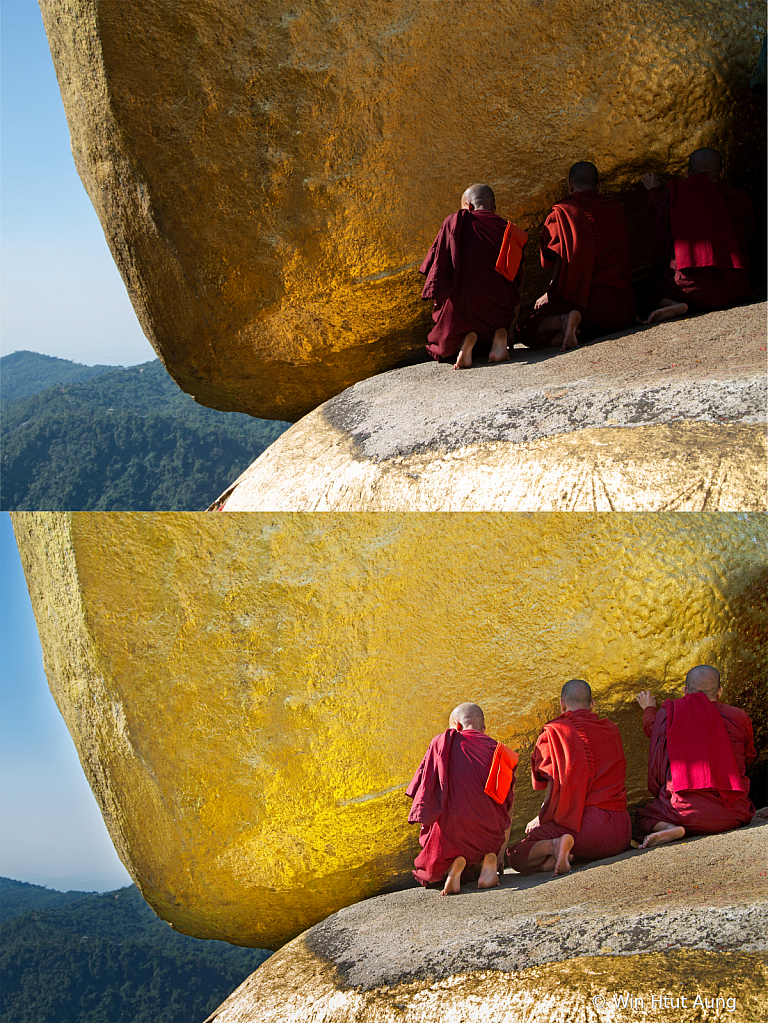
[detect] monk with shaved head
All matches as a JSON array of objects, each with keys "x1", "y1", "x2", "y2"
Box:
[
  {"x1": 635, "y1": 665, "x2": 756, "y2": 848},
  {"x1": 420, "y1": 184, "x2": 527, "y2": 369},
  {"x1": 406, "y1": 702, "x2": 518, "y2": 895},
  {"x1": 638, "y1": 148, "x2": 754, "y2": 323},
  {"x1": 507, "y1": 680, "x2": 631, "y2": 876},
  {"x1": 515, "y1": 162, "x2": 636, "y2": 352}
]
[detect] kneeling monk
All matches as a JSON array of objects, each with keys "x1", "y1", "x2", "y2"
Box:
[
  {"x1": 406, "y1": 702, "x2": 517, "y2": 895},
  {"x1": 635, "y1": 665, "x2": 756, "y2": 848},
  {"x1": 507, "y1": 679, "x2": 631, "y2": 876},
  {"x1": 637, "y1": 147, "x2": 754, "y2": 323},
  {"x1": 515, "y1": 162, "x2": 635, "y2": 352},
  {"x1": 420, "y1": 184, "x2": 527, "y2": 369}
]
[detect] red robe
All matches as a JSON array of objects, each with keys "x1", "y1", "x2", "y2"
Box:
[
  {"x1": 507, "y1": 709, "x2": 631, "y2": 873},
  {"x1": 515, "y1": 191, "x2": 636, "y2": 347},
  {"x1": 635, "y1": 697, "x2": 756, "y2": 837},
  {"x1": 406, "y1": 728, "x2": 516, "y2": 886},
  {"x1": 637, "y1": 175, "x2": 753, "y2": 315},
  {"x1": 420, "y1": 209, "x2": 525, "y2": 360}
]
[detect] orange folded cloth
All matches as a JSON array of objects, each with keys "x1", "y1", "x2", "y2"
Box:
[
  {"x1": 495, "y1": 222, "x2": 528, "y2": 282},
  {"x1": 484, "y1": 742, "x2": 519, "y2": 803}
]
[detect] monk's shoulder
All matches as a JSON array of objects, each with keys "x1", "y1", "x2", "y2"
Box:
[{"x1": 718, "y1": 702, "x2": 753, "y2": 728}]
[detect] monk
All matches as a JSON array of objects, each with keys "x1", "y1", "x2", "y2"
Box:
[
  {"x1": 420, "y1": 184, "x2": 526, "y2": 369},
  {"x1": 515, "y1": 162, "x2": 635, "y2": 352},
  {"x1": 406, "y1": 702, "x2": 517, "y2": 895},
  {"x1": 507, "y1": 680, "x2": 631, "y2": 876},
  {"x1": 637, "y1": 148, "x2": 754, "y2": 324},
  {"x1": 635, "y1": 665, "x2": 756, "y2": 848}
]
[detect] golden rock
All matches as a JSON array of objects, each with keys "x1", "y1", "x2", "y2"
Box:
[
  {"x1": 40, "y1": 0, "x2": 766, "y2": 421},
  {"x1": 12, "y1": 512, "x2": 766, "y2": 948}
]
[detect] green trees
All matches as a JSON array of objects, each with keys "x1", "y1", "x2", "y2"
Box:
[
  {"x1": 0, "y1": 880, "x2": 270, "y2": 1023},
  {"x1": 0, "y1": 355, "x2": 290, "y2": 510}
]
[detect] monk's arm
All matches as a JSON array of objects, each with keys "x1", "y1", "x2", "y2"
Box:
[
  {"x1": 526, "y1": 778, "x2": 553, "y2": 832},
  {"x1": 646, "y1": 707, "x2": 668, "y2": 797},
  {"x1": 636, "y1": 690, "x2": 657, "y2": 738}
]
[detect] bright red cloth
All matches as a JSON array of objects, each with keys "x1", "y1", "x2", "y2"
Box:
[
  {"x1": 485, "y1": 742, "x2": 519, "y2": 804},
  {"x1": 420, "y1": 209, "x2": 524, "y2": 359},
  {"x1": 637, "y1": 700, "x2": 756, "y2": 837},
  {"x1": 406, "y1": 729, "x2": 516, "y2": 885},
  {"x1": 495, "y1": 223, "x2": 529, "y2": 282},
  {"x1": 532, "y1": 710, "x2": 628, "y2": 832},
  {"x1": 666, "y1": 692, "x2": 746, "y2": 800},
  {"x1": 668, "y1": 175, "x2": 747, "y2": 271}
]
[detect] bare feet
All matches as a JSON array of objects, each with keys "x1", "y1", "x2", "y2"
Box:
[
  {"x1": 547, "y1": 331, "x2": 565, "y2": 349},
  {"x1": 560, "y1": 310, "x2": 581, "y2": 351},
  {"x1": 644, "y1": 300, "x2": 688, "y2": 325},
  {"x1": 489, "y1": 328, "x2": 509, "y2": 364},
  {"x1": 453, "y1": 332, "x2": 477, "y2": 370},
  {"x1": 441, "y1": 855, "x2": 466, "y2": 895},
  {"x1": 552, "y1": 834, "x2": 575, "y2": 876},
  {"x1": 478, "y1": 852, "x2": 500, "y2": 889},
  {"x1": 640, "y1": 824, "x2": 686, "y2": 849}
]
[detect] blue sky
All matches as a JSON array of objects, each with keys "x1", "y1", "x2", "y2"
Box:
[{"x1": 0, "y1": 0, "x2": 155, "y2": 367}]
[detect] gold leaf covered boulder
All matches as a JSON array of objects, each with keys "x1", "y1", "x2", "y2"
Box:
[
  {"x1": 40, "y1": 0, "x2": 765, "y2": 420},
  {"x1": 12, "y1": 512, "x2": 767, "y2": 948}
]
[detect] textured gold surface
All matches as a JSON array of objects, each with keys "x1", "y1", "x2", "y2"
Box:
[
  {"x1": 218, "y1": 421, "x2": 768, "y2": 511},
  {"x1": 207, "y1": 949, "x2": 767, "y2": 1023},
  {"x1": 39, "y1": 0, "x2": 766, "y2": 420},
  {"x1": 11, "y1": 512, "x2": 767, "y2": 947}
]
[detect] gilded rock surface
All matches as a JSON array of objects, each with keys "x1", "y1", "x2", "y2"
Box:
[
  {"x1": 11, "y1": 513, "x2": 767, "y2": 948},
  {"x1": 214, "y1": 303, "x2": 768, "y2": 511},
  {"x1": 39, "y1": 0, "x2": 766, "y2": 420},
  {"x1": 205, "y1": 820, "x2": 768, "y2": 1022}
]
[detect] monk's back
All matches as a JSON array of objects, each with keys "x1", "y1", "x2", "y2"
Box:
[{"x1": 560, "y1": 192, "x2": 633, "y2": 286}]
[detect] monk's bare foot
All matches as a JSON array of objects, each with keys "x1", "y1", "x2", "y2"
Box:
[
  {"x1": 489, "y1": 328, "x2": 509, "y2": 364},
  {"x1": 538, "y1": 855, "x2": 557, "y2": 872},
  {"x1": 478, "y1": 852, "x2": 500, "y2": 889},
  {"x1": 441, "y1": 856, "x2": 466, "y2": 895},
  {"x1": 640, "y1": 824, "x2": 686, "y2": 849},
  {"x1": 644, "y1": 301, "x2": 688, "y2": 325},
  {"x1": 552, "y1": 834, "x2": 575, "y2": 875},
  {"x1": 454, "y1": 332, "x2": 477, "y2": 370},
  {"x1": 560, "y1": 311, "x2": 581, "y2": 351},
  {"x1": 548, "y1": 331, "x2": 565, "y2": 348}
]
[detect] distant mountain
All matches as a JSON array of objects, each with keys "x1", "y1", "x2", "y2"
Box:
[
  {"x1": 0, "y1": 878, "x2": 97, "y2": 925},
  {"x1": 0, "y1": 878, "x2": 269, "y2": 1023},
  {"x1": 0, "y1": 351, "x2": 114, "y2": 403},
  {"x1": 0, "y1": 356, "x2": 290, "y2": 510}
]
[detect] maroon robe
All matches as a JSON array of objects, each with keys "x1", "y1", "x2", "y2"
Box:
[
  {"x1": 420, "y1": 209, "x2": 524, "y2": 360},
  {"x1": 406, "y1": 728, "x2": 516, "y2": 886},
  {"x1": 635, "y1": 698, "x2": 756, "y2": 838},
  {"x1": 507, "y1": 709, "x2": 631, "y2": 873},
  {"x1": 515, "y1": 191, "x2": 636, "y2": 347},
  {"x1": 637, "y1": 175, "x2": 753, "y2": 316}
]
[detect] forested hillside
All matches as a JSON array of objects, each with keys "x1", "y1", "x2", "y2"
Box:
[
  {"x1": 0, "y1": 352, "x2": 114, "y2": 403},
  {"x1": 0, "y1": 354, "x2": 290, "y2": 510},
  {"x1": 0, "y1": 879, "x2": 269, "y2": 1023}
]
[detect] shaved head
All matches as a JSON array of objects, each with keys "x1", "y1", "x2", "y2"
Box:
[
  {"x1": 685, "y1": 664, "x2": 721, "y2": 699},
  {"x1": 688, "y1": 148, "x2": 723, "y2": 182},
  {"x1": 449, "y1": 702, "x2": 486, "y2": 731},
  {"x1": 462, "y1": 183, "x2": 496, "y2": 211},
  {"x1": 561, "y1": 678, "x2": 593, "y2": 710},
  {"x1": 568, "y1": 161, "x2": 599, "y2": 191}
]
